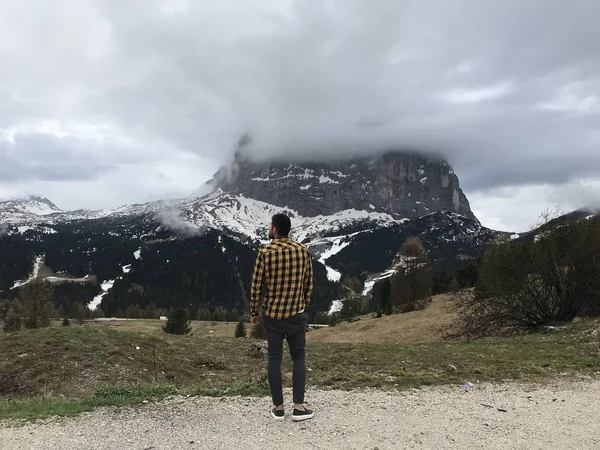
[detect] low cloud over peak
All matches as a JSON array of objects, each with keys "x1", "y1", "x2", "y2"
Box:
[{"x1": 1, "y1": 0, "x2": 599, "y2": 230}]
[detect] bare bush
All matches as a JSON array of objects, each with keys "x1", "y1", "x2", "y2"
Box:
[{"x1": 390, "y1": 237, "x2": 432, "y2": 313}]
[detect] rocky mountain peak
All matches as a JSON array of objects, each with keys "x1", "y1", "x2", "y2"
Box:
[
  {"x1": 0, "y1": 195, "x2": 62, "y2": 217},
  {"x1": 209, "y1": 151, "x2": 475, "y2": 221}
]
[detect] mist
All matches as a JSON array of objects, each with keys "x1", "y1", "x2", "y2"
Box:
[{"x1": 156, "y1": 208, "x2": 206, "y2": 238}]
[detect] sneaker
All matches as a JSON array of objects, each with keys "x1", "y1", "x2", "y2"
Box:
[
  {"x1": 271, "y1": 408, "x2": 285, "y2": 421},
  {"x1": 292, "y1": 406, "x2": 314, "y2": 422}
]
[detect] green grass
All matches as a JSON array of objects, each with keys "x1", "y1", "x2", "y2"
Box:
[{"x1": 1, "y1": 320, "x2": 599, "y2": 421}]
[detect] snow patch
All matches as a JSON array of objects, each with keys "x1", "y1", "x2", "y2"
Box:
[
  {"x1": 328, "y1": 300, "x2": 343, "y2": 315},
  {"x1": 318, "y1": 175, "x2": 340, "y2": 184},
  {"x1": 300, "y1": 184, "x2": 312, "y2": 190},
  {"x1": 89, "y1": 280, "x2": 115, "y2": 311},
  {"x1": 316, "y1": 237, "x2": 352, "y2": 282},
  {"x1": 122, "y1": 264, "x2": 132, "y2": 273},
  {"x1": 12, "y1": 255, "x2": 44, "y2": 289},
  {"x1": 510, "y1": 233, "x2": 520, "y2": 240},
  {"x1": 133, "y1": 249, "x2": 142, "y2": 260},
  {"x1": 330, "y1": 171, "x2": 349, "y2": 178},
  {"x1": 45, "y1": 276, "x2": 91, "y2": 284},
  {"x1": 362, "y1": 269, "x2": 396, "y2": 296}
]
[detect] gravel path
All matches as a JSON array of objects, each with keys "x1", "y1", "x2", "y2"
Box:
[{"x1": 2, "y1": 381, "x2": 599, "y2": 449}]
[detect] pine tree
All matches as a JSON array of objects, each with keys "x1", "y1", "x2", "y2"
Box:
[
  {"x1": 72, "y1": 303, "x2": 87, "y2": 324},
  {"x1": 3, "y1": 301, "x2": 23, "y2": 332},
  {"x1": 391, "y1": 237, "x2": 432, "y2": 312},
  {"x1": 62, "y1": 317, "x2": 70, "y2": 326},
  {"x1": 125, "y1": 305, "x2": 137, "y2": 318},
  {"x1": 20, "y1": 281, "x2": 54, "y2": 329},
  {"x1": 196, "y1": 308, "x2": 209, "y2": 321},
  {"x1": 377, "y1": 278, "x2": 392, "y2": 315},
  {"x1": 229, "y1": 308, "x2": 240, "y2": 322},
  {"x1": 162, "y1": 308, "x2": 192, "y2": 335},
  {"x1": 212, "y1": 306, "x2": 227, "y2": 322},
  {"x1": 144, "y1": 303, "x2": 159, "y2": 319},
  {"x1": 234, "y1": 320, "x2": 246, "y2": 338},
  {"x1": 92, "y1": 307, "x2": 105, "y2": 319}
]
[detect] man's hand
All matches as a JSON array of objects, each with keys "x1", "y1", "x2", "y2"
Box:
[{"x1": 251, "y1": 315, "x2": 261, "y2": 326}]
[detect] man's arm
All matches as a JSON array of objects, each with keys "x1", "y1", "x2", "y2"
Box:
[
  {"x1": 250, "y1": 250, "x2": 265, "y2": 319},
  {"x1": 303, "y1": 253, "x2": 314, "y2": 305}
]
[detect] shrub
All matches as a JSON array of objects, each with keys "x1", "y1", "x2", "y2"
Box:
[
  {"x1": 162, "y1": 308, "x2": 192, "y2": 335},
  {"x1": 234, "y1": 320, "x2": 247, "y2": 338},
  {"x1": 456, "y1": 215, "x2": 600, "y2": 337}
]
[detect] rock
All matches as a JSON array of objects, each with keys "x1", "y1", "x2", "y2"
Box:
[
  {"x1": 210, "y1": 151, "x2": 474, "y2": 220},
  {"x1": 249, "y1": 342, "x2": 268, "y2": 358},
  {"x1": 448, "y1": 364, "x2": 458, "y2": 372}
]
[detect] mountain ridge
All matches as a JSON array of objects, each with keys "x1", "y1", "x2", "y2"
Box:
[
  {"x1": 209, "y1": 151, "x2": 475, "y2": 220},
  {"x1": 0, "y1": 151, "x2": 522, "y2": 319}
]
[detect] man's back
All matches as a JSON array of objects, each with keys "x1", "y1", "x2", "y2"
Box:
[
  {"x1": 250, "y1": 237, "x2": 313, "y2": 319},
  {"x1": 251, "y1": 214, "x2": 315, "y2": 421}
]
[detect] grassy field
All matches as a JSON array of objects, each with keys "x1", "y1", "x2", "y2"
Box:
[
  {"x1": 307, "y1": 294, "x2": 456, "y2": 344},
  {"x1": 1, "y1": 308, "x2": 600, "y2": 421}
]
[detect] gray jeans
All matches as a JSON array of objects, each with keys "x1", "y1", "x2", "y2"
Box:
[{"x1": 263, "y1": 313, "x2": 307, "y2": 406}]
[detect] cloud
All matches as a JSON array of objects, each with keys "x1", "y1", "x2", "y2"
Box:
[
  {"x1": 470, "y1": 177, "x2": 600, "y2": 231},
  {"x1": 0, "y1": 0, "x2": 599, "y2": 230},
  {"x1": 156, "y1": 208, "x2": 207, "y2": 238}
]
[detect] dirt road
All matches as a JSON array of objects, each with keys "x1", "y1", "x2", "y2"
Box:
[{"x1": 2, "y1": 381, "x2": 599, "y2": 449}]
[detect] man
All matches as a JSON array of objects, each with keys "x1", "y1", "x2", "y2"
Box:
[{"x1": 250, "y1": 213, "x2": 315, "y2": 422}]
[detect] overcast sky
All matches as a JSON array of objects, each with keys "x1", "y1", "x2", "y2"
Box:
[{"x1": 1, "y1": 0, "x2": 599, "y2": 231}]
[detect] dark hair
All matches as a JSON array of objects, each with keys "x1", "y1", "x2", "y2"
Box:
[{"x1": 271, "y1": 213, "x2": 291, "y2": 237}]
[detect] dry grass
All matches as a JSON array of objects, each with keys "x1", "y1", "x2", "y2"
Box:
[
  {"x1": 1, "y1": 316, "x2": 600, "y2": 420},
  {"x1": 86, "y1": 319, "x2": 238, "y2": 339},
  {"x1": 308, "y1": 293, "x2": 457, "y2": 344},
  {"x1": 2, "y1": 297, "x2": 600, "y2": 421}
]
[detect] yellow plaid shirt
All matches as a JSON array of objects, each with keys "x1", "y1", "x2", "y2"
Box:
[{"x1": 250, "y1": 237, "x2": 314, "y2": 319}]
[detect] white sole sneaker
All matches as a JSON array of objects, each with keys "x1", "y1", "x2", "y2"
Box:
[
  {"x1": 292, "y1": 411, "x2": 315, "y2": 422},
  {"x1": 271, "y1": 411, "x2": 286, "y2": 421}
]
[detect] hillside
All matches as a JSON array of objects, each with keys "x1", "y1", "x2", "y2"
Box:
[{"x1": 307, "y1": 293, "x2": 457, "y2": 344}]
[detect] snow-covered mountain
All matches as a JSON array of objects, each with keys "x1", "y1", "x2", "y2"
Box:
[
  {"x1": 0, "y1": 195, "x2": 62, "y2": 223},
  {"x1": 0, "y1": 150, "x2": 506, "y2": 318},
  {"x1": 210, "y1": 151, "x2": 475, "y2": 220}
]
